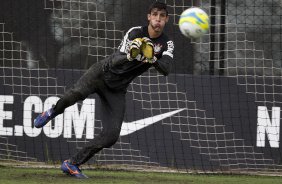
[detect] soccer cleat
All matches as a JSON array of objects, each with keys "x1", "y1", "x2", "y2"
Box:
[
  {"x1": 34, "y1": 108, "x2": 56, "y2": 128},
  {"x1": 61, "y1": 160, "x2": 88, "y2": 179}
]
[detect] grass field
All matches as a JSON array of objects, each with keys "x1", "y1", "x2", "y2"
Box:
[{"x1": 0, "y1": 165, "x2": 282, "y2": 184}]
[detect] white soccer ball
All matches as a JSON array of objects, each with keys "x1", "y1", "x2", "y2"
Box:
[{"x1": 178, "y1": 7, "x2": 209, "y2": 39}]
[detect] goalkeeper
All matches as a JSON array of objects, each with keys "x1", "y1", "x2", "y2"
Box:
[{"x1": 34, "y1": 1, "x2": 174, "y2": 179}]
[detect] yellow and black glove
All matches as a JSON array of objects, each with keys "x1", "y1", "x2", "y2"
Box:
[
  {"x1": 141, "y1": 37, "x2": 156, "y2": 63},
  {"x1": 127, "y1": 38, "x2": 143, "y2": 61},
  {"x1": 127, "y1": 37, "x2": 156, "y2": 63},
  {"x1": 141, "y1": 37, "x2": 154, "y2": 60}
]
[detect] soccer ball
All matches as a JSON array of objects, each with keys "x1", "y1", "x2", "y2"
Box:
[{"x1": 178, "y1": 7, "x2": 209, "y2": 39}]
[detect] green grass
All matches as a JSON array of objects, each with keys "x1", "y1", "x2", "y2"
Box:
[{"x1": 0, "y1": 165, "x2": 281, "y2": 184}]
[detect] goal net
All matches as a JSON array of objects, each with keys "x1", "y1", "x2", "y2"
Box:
[{"x1": 0, "y1": 0, "x2": 282, "y2": 174}]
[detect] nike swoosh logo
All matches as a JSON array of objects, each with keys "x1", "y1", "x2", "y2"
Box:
[{"x1": 120, "y1": 108, "x2": 186, "y2": 136}]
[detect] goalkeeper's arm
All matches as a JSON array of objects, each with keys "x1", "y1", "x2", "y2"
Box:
[
  {"x1": 143, "y1": 39, "x2": 174, "y2": 76},
  {"x1": 152, "y1": 55, "x2": 173, "y2": 76}
]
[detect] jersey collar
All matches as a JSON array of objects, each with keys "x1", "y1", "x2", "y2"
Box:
[{"x1": 143, "y1": 25, "x2": 163, "y2": 40}]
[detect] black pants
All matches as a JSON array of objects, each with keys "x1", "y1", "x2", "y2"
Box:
[{"x1": 53, "y1": 61, "x2": 126, "y2": 166}]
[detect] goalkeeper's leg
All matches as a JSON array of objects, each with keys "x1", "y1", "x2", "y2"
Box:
[
  {"x1": 67, "y1": 88, "x2": 126, "y2": 166},
  {"x1": 34, "y1": 61, "x2": 104, "y2": 128}
]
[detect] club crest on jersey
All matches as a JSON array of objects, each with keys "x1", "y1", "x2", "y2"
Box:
[{"x1": 154, "y1": 43, "x2": 163, "y2": 55}]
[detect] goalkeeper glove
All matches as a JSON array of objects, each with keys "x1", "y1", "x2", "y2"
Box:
[
  {"x1": 143, "y1": 56, "x2": 157, "y2": 64},
  {"x1": 141, "y1": 37, "x2": 154, "y2": 60},
  {"x1": 127, "y1": 38, "x2": 143, "y2": 61}
]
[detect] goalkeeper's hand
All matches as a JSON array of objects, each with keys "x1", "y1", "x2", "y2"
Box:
[
  {"x1": 143, "y1": 56, "x2": 157, "y2": 64},
  {"x1": 127, "y1": 38, "x2": 143, "y2": 61},
  {"x1": 141, "y1": 37, "x2": 154, "y2": 60}
]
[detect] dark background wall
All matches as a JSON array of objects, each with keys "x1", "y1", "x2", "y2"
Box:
[
  {"x1": 0, "y1": 0, "x2": 194, "y2": 73},
  {"x1": 0, "y1": 0, "x2": 282, "y2": 172}
]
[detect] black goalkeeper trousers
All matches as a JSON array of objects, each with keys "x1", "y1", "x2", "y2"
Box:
[{"x1": 53, "y1": 61, "x2": 126, "y2": 166}]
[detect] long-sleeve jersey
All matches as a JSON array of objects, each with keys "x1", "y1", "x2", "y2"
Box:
[{"x1": 103, "y1": 25, "x2": 174, "y2": 90}]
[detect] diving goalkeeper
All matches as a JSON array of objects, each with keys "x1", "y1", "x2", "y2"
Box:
[{"x1": 34, "y1": 1, "x2": 174, "y2": 179}]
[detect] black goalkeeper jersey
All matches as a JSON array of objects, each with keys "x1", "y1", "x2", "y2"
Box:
[{"x1": 102, "y1": 25, "x2": 174, "y2": 90}]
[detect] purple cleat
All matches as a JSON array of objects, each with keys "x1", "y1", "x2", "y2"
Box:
[
  {"x1": 61, "y1": 160, "x2": 88, "y2": 179},
  {"x1": 34, "y1": 108, "x2": 56, "y2": 128}
]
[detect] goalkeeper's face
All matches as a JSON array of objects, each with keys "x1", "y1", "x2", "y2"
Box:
[{"x1": 148, "y1": 9, "x2": 169, "y2": 34}]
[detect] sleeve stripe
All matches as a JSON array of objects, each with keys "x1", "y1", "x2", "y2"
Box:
[
  {"x1": 162, "y1": 40, "x2": 174, "y2": 59},
  {"x1": 119, "y1": 26, "x2": 142, "y2": 53},
  {"x1": 163, "y1": 51, "x2": 174, "y2": 58}
]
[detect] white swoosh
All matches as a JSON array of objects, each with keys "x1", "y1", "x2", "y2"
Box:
[{"x1": 120, "y1": 108, "x2": 186, "y2": 136}]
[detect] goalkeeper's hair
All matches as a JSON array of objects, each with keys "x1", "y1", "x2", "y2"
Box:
[{"x1": 148, "y1": 2, "x2": 168, "y2": 16}]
